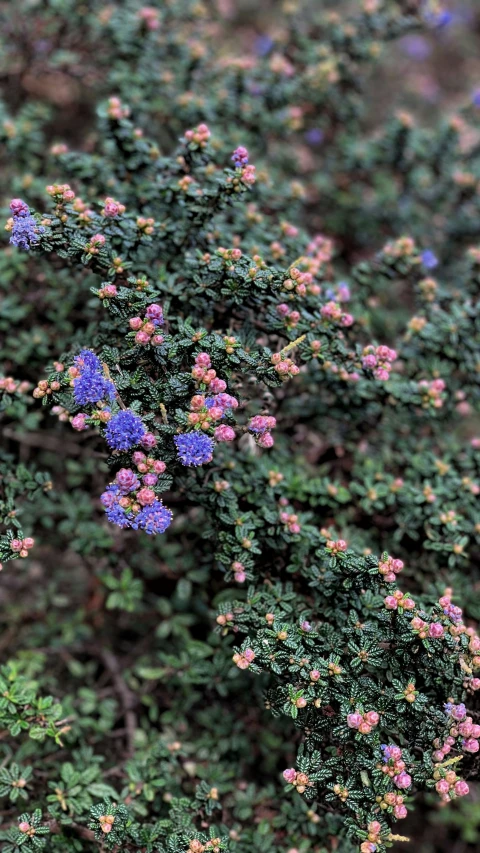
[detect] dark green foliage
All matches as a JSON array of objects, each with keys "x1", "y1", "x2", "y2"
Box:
[{"x1": 0, "y1": 2, "x2": 479, "y2": 852}]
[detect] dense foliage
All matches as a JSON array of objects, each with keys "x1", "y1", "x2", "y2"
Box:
[{"x1": 0, "y1": 1, "x2": 479, "y2": 851}]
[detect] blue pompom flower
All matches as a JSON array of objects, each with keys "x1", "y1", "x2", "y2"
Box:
[
  {"x1": 174, "y1": 432, "x2": 214, "y2": 466},
  {"x1": 131, "y1": 500, "x2": 173, "y2": 535},
  {"x1": 105, "y1": 410, "x2": 146, "y2": 451},
  {"x1": 73, "y1": 349, "x2": 115, "y2": 406}
]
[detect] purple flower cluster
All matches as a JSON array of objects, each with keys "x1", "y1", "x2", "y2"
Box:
[
  {"x1": 444, "y1": 702, "x2": 466, "y2": 720},
  {"x1": 443, "y1": 601, "x2": 463, "y2": 623},
  {"x1": 205, "y1": 393, "x2": 237, "y2": 412},
  {"x1": 9, "y1": 198, "x2": 44, "y2": 250},
  {"x1": 105, "y1": 410, "x2": 146, "y2": 450},
  {"x1": 232, "y1": 146, "x2": 249, "y2": 168},
  {"x1": 101, "y1": 484, "x2": 132, "y2": 528},
  {"x1": 248, "y1": 415, "x2": 276, "y2": 448},
  {"x1": 174, "y1": 432, "x2": 214, "y2": 466},
  {"x1": 100, "y1": 471, "x2": 172, "y2": 535},
  {"x1": 73, "y1": 350, "x2": 115, "y2": 406}
]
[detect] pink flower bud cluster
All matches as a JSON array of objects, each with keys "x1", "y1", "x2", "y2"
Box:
[
  {"x1": 384, "y1": 589, "x2": 415, "y2": 611},
  {"x1": 320, "y1": 300, "x2": 354, "y2": 327},
  {"x1": 232, "y1": 648, "x2": 255, "y2": 670},
  {"x1": 282, "y1": 768, "x2": 311, "y2": 793},
  {"x1": 378, "y1": 791, "x2": 407, "y2": 820},
  {"x1": 231, "y1": 560, "x2": 246, "y2": 582},
  {"x1": 380, "y1": 745, "x2": 411, "y2": 790},
  {"x1": 362, "y1": 344, "x2": 397, "y2": 380},
  {"x1": 433, "y1": 760, "x2": 470, "y2": 802},
  {"x1": 276, "y1": 303, "x2": 300, "y2": 328},
  {"x1": 439, "y1": 591, "x2": 463, "y2": 624},
  {"x1": 305, "y1": 233, "x2": 334, "y2": 275},
  {"x1": 240, "y1": 164, "x2": 256, "y2": 186},
  {"x1": 46, "y1": 182, "x2": 75, "y2": 202},
  {"x1": 72, "y1": 197, "x2": 94, "y2": 222},
  {"x1": 360, "y1": 821, "x2": 383, "y2": 852},
  {"x1": 271, "y1": 352, "x2": 300, "y2": 380},
  {"x1": 326, "y1": 538, "x2": 347, "y2": 555},
  {"x1": 102, "y1": 196, "x2": 126, "y2": 217},
  {"x1": 418, "y1": 378, "x2": 446, "y2": 409},
  {"x1": 411, "y1": 616, "x2": 444, "y2": 640},
  {"x1": 71, "y1": 413, "x2": 89, "y2": 431},
  {"x1": 383, "y1": 235, "x2": 416, "y2": 258},
  {"x1": 191, "y1": 352, "x2": 226, "y2": 392},
  {"x1": 184, "y1": 123, "x2": 211, "y2": 147},
  {"x1": 178, "y1": 175, "x2": 194, "y2": 192},
  {"x1": 107, "y1": 97, "x2": 130, "y2": 119},
  {"x1": 137, "y1": 216, "x2": 155, "y2": 235},
  {"x1": 217, "y1": 246, "x2": 242, "y2": 264},
  {"x1": 248, "y1": 415, "x2": 277, "y2": 448},
  {"x1": 280, "y1": 220, "x2": 299, "y2": 238},
  {"x1": 378, "y1": 554, "x2": 403, "y2": 582},
  {"x1": 51, "y1": 405, "x2": 69, "y2": 422},
  {"x1": 0, "y1": 376, "x2": 29, "y2": 394},
  {"x1": 98, "y1": 283, "x2": 118, "y2": 299},
  {"x1": 85, "y1": 233, "x2": 106, "y2": 255},
  {"x1": 33, "y1": 378, "x2": 61, "y2": 399},
  {"x1": 279, "y1": 510, "x2": 301, "y2": 534},
  {"x1": 282, "y1": 265, "x2": 315, "y2": 298},
  {"x1": 216, "y1": 611, "x2": 235, "y2": 630},
  {"x1": 99, "y1": 814, "x2": 115, "y2": 834},
  {"x1": 432, "y1": 702, "x2": 480, "y2": 764},
  {"x1": 347, "y1": 710, "x2": 379, "y2": 734},
  {"x1": 10, "y1": 537, "x2": 34, "y2": 558},
  {"x1": 187, "y1": 392, "x2": 238, "y2": 439},
  {"x1": 50, "y1": 143, "x2": 68, "y2": 155},
  {"x1": 132, "y1": 452, "x2": 166, "y2": 476},
  {"x1": 129, "y1": 303, "x2": 164, "y2": 346},
  {"x1": 10, "y1": 198, "x2": 29, "y2": 216},
  {"x1": 137, "y1": 6, "x2": 160, "y2": 29}
]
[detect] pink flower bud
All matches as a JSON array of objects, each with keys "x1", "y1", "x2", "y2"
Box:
[
  {"x1": 140, "y1": 433, "x2": 157, "y2": 449},
  {"x1": 137, "y1": 488, "x2": 156, "y2": 506},
  {"x1": 347, "y1": 713, "x2": 362, "y2": 729},
  {"x1": 214, "y1": 425, "x2": 236, "y2": 442},
  {"x1": 394, "y1": 772, "x2": 411, "y2": 789},
  {"x1": 394, "y1": 804, "x2": 407, "y2": 819},
  {"x1": 257, "y1": 432, "x2": 274, "y2": 448},
  {"x1": 283, "y1": 768, "x2": 297, "y2": 783},
  {"x1": 72, "y1": 413, "x2": 88, "y2": 431}
]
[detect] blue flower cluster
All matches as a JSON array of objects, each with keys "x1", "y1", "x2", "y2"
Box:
[
  {"x1": 421, "y1": 249, "x2": 438, "y2": 270},
  {"x1": 73, "y1": 350, "x2": 116, "y2": 406},
  {"x1": 100, "y1": 484, "x2": 131, "y2": 528},
  {"x1": 131, "y1": 501, "x2": 173, "y2": 534},
  {"x1": 9, "y1": 202, "x2": 44, "y2": 251},
  {"x1": 100, "y1": 484, "x2": 172, "y2": 535},
  {"x1": 174, "y1": 432, "x2": 214, "y2": 466},
  {"x1": 105, "y1": 409, "x2": 146, "y2": 451}
]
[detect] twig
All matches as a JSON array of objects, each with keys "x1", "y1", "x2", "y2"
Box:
[{"x1": 100, "y1": 649, "x2": 137, "y2": 756}]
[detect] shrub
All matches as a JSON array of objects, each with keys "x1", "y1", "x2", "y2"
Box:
[{"x1": 0, "y1": 2, "x2": 479, "y2": 852}]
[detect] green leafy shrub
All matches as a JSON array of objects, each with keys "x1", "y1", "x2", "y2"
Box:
[{"x1": 0, "y1": 2, "x2": 479, "y2": 852}]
